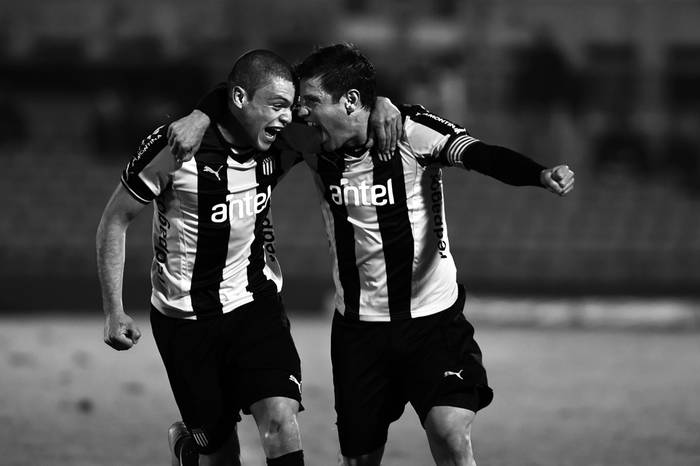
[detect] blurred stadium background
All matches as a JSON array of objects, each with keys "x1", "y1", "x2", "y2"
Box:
[
  {"x1": 2, "y1": 0, "x2": 700, "y2": 310},
  {"x1": 1, "y1": 1, "x2": 700, "y2": 465}
]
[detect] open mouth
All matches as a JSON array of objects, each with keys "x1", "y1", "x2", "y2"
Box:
[
  {"x1": 305, "y1": 121, "x2": 326, "y2": 139},
  {"x1": 263, "y1": 126, "x2": 283, "y2": 139}
]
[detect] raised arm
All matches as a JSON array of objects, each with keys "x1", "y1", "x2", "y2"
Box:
[
  {"x1": 403, "y1": 104, "x2": 574, "y2": 196},
  {"x1": 167, "y1": 84, "x2": 227, "y2": 162},
  {"x1": 168, "y1": 83, "x2": 404, "y2": 161},
  {"x1": 454, "y1": 140, "x2": 574, "y2": 196},
  {"x1": 96, "y1": 184, "x2": 147, "y2": 350}
]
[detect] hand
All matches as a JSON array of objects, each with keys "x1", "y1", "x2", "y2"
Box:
[
  {"x1": 104, "y1": 311, "x2": 142, "y2": 351},
  {"x1": 540, "y1": 165, "x2": 575, "y2": 196},
  {"x1": 367, "y1": 97, "x2": 404, "y2": 161},
  {"x1": 167, "y1": 110, "x2": 211, "y2": 164}
]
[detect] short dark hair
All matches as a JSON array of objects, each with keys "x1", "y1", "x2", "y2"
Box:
[
  {"x1": 295, "y1": 43, "x2": 376, "y2": 109},
  {"x1": 227, "y1": 49, "x2": 294, "y2": 98}
]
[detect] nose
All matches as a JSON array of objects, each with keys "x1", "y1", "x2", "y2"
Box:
[
  {"x1": 280, "y1": 108, "x2": 292, "y2": 125},
  {"x1": 296, "y1": 105, "x2": 310, "y2": 119}
]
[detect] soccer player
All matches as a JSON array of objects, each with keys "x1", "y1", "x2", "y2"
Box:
[
  {"x1": 97, "y1": 48, "x2": 402, "y2": 466},
  {"x1": 170, "y1": 44, "x2": 574, "y2": 466},
  {"x1": 295, "y1": 44, "x2": 573, "y2": 466},
  {"x1": 97, "y1": 50, "x2": 305, "y2": 466}
]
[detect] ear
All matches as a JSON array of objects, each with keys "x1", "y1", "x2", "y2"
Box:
[
  {"x1": 230, "y1": 86, "x2": 248, "y2": 109},
  {"x1": 344, "y1": 89, "x2": 361, "y2": 115}
]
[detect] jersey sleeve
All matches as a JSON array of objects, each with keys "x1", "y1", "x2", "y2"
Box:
[
  {"x1": 195, "y1": 83, "x2": 228, "y2": 121},
  {"x1": 120, "y1": 124, "x2": 175, "y2": 204},
  {"x1": 401, "y1": 104, "x2": 480, "y2": 167}
]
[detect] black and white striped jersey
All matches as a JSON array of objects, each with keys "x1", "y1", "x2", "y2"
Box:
[
  {"x1": 121, "y1": 123, "x2": 300, "y2": 320},
  {"x1": 310, "y1": 105, "x2": 480, "y2": 322}
]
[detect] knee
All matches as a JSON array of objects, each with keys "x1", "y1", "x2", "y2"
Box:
[
  {"x1": 259, "y1": 401, "x2": 300, "y2": 450},
  {"x1": 436, "y1": 429, "x2": 472, "y2": 456}
]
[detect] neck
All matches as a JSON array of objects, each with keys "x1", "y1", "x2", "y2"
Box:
[{"x1": 342, "y1": 109, "x2": 371, "y2": 153}]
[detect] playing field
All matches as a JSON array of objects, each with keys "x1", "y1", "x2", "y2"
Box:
[{"x1": 1, "y1": 309, "x2": 699, "y2": 466}]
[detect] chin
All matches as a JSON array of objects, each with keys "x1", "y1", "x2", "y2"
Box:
[{"x1": 257, "y1": 140, "x2": 273, "y2": 151}]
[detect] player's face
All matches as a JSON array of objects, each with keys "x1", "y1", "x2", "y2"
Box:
[
  {"x1": 297, "y1": 77, "x2": 354, "y2": 152},
  {"x1": 239, "y1": 76, "x2": 295, "y2": 151}
]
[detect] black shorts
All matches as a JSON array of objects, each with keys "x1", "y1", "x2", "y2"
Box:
[
  {"x1": 331, "y1": 285, "x2": 493, "y2": 457},
  {"x1": 150, "y1": 293, "x2": 302, "y2": 454}
]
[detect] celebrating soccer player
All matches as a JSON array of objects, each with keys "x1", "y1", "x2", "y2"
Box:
[
  {"x1": 97, "y1": 47, "x2": 402, "y2": 466},
  {"x1": 169, "y1": 43, "x2": 574, "y2": 466},
  {"x1": 97, "y1": 50, "x2": 305, "y2": 466}
]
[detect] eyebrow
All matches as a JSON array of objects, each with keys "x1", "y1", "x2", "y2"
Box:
[
  {"x1": 268, "y1": 96, "x2": 293, "y2": 105},
  {"x1": 301, "y1": 94, "x2": 321, "y2": 103}
]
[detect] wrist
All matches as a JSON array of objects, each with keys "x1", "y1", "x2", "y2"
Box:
[
  {"x1": 192, "y1": 109, "x2": 210, "y2": 127},
  {"x1": 103, "y1": 304, "x2": 126, "y2": 317}
]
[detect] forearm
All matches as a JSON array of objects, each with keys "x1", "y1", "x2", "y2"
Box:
[
  {"x1": 195, "y1": 83, "x2": 227, "y2": 121},
  {"x1": 96, "y1": 218, "x2": 129, "y2": 315},
  {"x1": 461, "y1": 142, "x2": 545, "y2": 187}
]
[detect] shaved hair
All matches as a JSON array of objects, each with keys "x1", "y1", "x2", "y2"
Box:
[{"x1": 228, "y1": 49, "x2": 294, "y2": 98}]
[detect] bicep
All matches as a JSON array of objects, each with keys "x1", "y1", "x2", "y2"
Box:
[{"x1": 100, "y1": 183, "x2": 150, "y2": 229}]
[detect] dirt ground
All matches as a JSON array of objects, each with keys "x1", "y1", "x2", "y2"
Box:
[{"x1": 1, "y1": 310, "x2": 699, "y2": 466}]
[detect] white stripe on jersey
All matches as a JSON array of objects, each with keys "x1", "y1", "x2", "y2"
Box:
[
  {"x1": 311, "y1": 111, "x2": 476, "y2": 321},
  {"x1": 122, "y1": 128, "x2": 282, "y2": 320},
  {"x1": 445, "y1": 134, "x2": 479, "y2": 167}
]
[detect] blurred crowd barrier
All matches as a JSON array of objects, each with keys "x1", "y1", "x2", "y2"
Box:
[{"x1": 1, "y1": 0, "x2": 699, "y2": 310}]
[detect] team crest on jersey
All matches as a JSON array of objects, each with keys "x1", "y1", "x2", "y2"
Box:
[{"x1": 260, "y1": 156, "x2": 274, "y2": 176}]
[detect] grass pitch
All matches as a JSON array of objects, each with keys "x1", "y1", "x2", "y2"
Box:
[{"x1": 0, "y1": 310, "x2": 699, "y2": 466}]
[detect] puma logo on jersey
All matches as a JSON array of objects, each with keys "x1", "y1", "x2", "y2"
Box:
[
  {"x1": 289, "y1": 375, "x2": 302, "y2": 394},
  {"x1": 443, "y1": 370, "x2": 463, "y2": 380},
  {"x1": 329, "y1": 178, "x2": 395, "y2": 206},
  {"x1": 203, "y1": 164, "x2": 224, "y2": 181}
]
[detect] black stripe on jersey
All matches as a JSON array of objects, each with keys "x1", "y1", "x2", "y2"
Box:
[
  {"x1": 246, "y1": 151, "x2": 281, "y2": 300},
  {"x1": 121, "y1": 124, "x2": 169, "y2": 203},
  {"x1": 373, "y1": 150, "x2": 413, "y2": 319},
  {"x1": 317, "y1": 155, "x2": 361, "y2": 320},
  {"x1": 191, "y1": 153, "x2": 230, "y2": 318}
]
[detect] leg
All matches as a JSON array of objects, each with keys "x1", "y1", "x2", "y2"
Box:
[
  {"x1": 250, "y1": 396, "x2": 303, "y2": 459},
  {"x1": 424, "y1": 406, "x2": 476, "y2": 466},
  {"x1": 152, "y1": 310, "x2": 242, "y2": 466},
  {"x1": 331, "y1": 311, "x2": 399, "y2": 466},
  {"x1": 169, "y1": 421, "x2": 199, "y2": 466},
  {"x1": 339, "y1": 445, "x2": 385, "y2": 466},
  {"x1": 198, "y1": 427, "x2": 241, "y2": 466}
]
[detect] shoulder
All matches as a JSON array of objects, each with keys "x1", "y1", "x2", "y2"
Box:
[
  {"x1": 400, "y1": 104, "x2": 466, "y2": 137},
  {"x1": 399, "y1": 105, "x2": 466, "y2": 156}
]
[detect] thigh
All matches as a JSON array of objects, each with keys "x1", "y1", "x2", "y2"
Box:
[
  {"x1": 331, "y1": 312, "x2": 405, "y2": 458},
  {"x1": 403, "y1": 286, "x2": 493, "y2": 425},
  {"x1": 229, "y1": 295, "x2": 303, "y2": 414},
  {"x1": 424, "y1": 406, "x2": 476, "y2": 439},
  {"x1": 424, "y1": 406, "x2": 476, "y2": 465},
  {"x1": 150, "y1": 307, "x2": 239, "y2": 453}
]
